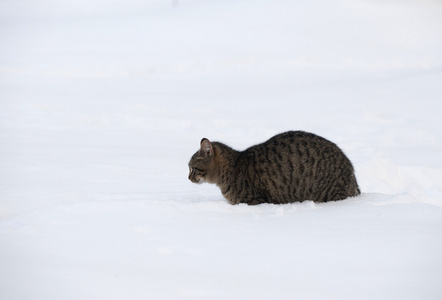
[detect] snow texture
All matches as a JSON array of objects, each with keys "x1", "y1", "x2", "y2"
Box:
[{"x1": 1, "y1": 0, "x2": 442, "y2": 299}]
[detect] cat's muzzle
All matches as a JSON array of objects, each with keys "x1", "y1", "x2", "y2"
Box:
[{"x1": 189, "y1": 176, "x2": 204, "y2": 184}]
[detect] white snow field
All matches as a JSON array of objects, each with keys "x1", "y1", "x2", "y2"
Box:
[{"x1": 1, "y1": 0, "x2": 442, "y2": 299}]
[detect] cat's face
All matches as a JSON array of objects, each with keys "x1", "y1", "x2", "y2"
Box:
[{"x1": 188, "y1": 138, "x2": 213, "y2": 184}]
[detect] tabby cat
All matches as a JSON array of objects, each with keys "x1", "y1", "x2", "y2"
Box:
[{"x1": 188, "y1": 131, "x2": 360, "y2": 205}]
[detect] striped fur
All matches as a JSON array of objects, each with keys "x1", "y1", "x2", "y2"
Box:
[{"x1": 188, "y1": 131, "x2": 360, "y2": 205}]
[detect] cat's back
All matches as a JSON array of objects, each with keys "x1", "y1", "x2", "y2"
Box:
[
  {"x1": 243, "y1": 131, "x2": 335, "y2": 159},
  {"x1": 237, "y1": 131, "x2": 359, "y2": 203}
]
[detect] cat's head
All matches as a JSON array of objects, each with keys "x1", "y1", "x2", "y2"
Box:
[{"x1": 188, "y1": 138, "x2": 214, "y2": 184}]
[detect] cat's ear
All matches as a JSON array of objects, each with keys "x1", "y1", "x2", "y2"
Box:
[{"x1": 200, "y1": 138, "x2": 213, "y2": 158}]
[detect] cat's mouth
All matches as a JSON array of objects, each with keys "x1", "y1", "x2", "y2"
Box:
[{"x1": 190, "y1": 177, "x2": 204, "y2": 184}]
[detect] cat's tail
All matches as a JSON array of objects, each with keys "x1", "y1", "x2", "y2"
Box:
[
  {"x1": 351, "y1": 173, "x2": 361, "y2": 196},
  {"x1": 354, "y1": 185, "x2": 361, "y2": 196}
]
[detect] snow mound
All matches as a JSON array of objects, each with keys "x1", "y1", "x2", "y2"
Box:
[{"x1": 1, "y1": 194, "x2": 442, "y2": 299}]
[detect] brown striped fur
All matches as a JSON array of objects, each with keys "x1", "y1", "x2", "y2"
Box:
[{"x1": 188, "y1": 131, "x2": 360, "y2": 205}]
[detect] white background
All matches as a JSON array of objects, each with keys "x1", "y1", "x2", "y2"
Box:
[{"x1": 1, "y1": 0, "x2": 442, "y2": 299}]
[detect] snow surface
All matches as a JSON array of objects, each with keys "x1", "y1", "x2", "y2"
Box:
[{"x1": 1, "y1": 0, "x2": 442, "y2": 299}]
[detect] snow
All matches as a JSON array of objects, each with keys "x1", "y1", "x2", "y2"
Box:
[{"x1": 1, "y1": 0, "x2": 442, "y2": 299}]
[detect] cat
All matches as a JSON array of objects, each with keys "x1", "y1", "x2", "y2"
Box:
[{"x1": 188, "y1": 131, "x2": 360, "y2": 205}]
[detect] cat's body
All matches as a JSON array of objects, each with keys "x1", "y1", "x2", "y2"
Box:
[{"x1": 188, "y1": 131, "x2": 360, "y2": 205}]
